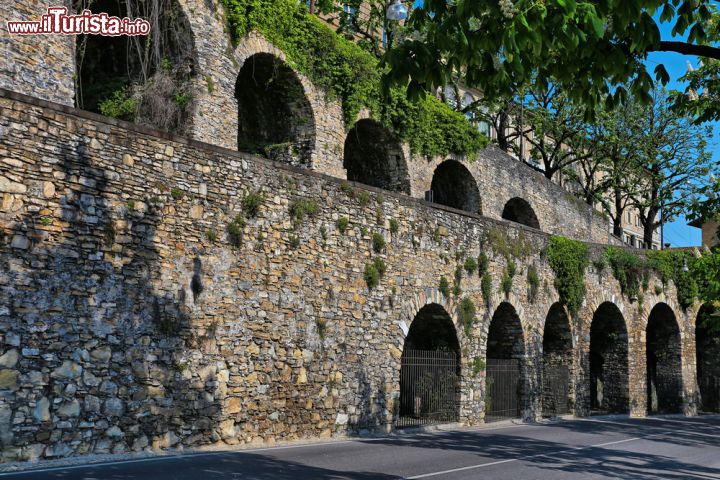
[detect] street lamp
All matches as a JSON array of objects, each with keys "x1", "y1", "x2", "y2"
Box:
[{"x1": 386, "y1": 0, "x2": 408, "y2": 21}]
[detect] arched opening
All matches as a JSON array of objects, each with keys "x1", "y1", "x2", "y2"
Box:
[
  {"x1": 646, "y1": 303, "x2": 683, "y2": 414},
  {"x1": 235, "y1": 53, "x2": 315, "y2": 166},
  {"x1": 75, "y1": 0, "x2": 194, "y2": 132},
  {"x1": 398, "y1": 304, "x2": 460, "y2": 427},
  {"x1": 542, "y1": 303, "x2": 573, "y2": 416},
  {"x1": 343, "y1": 119, "x2": 410, "y2": 193},
  {"x1": 502, "y1": 197, "x2": 540, "y2": 229},
  {"x1": 485, "y1": 302, "x2": 525, "y2": 422},
  {"x1": 589, "y1": 302, "x2": 629, "y2": 414},
  {"x1": 697, "y1": 304, "x2": 720, "y2": 412},
  {"x1": 430, "y1": 160, "x2": 482, "y2": 214}
]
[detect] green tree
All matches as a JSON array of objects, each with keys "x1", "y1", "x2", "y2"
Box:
[
  {"x1": 383, "y1": 0, "x2": 720, "y2": 118},
  {"x1": 632, "y1": 90, "x2": 715, "y2": 247}
]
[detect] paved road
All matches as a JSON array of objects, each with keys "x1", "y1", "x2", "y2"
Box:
[{"x1": 2, "y1": 415, "x2": 720, "y2": 479}]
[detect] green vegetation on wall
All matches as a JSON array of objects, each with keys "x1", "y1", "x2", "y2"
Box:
[
  {"x1": 546, "y1": 236, "x2": 589, "y2": 317},
  {"x1": 218, "y1": 0, "x2": 487, "y2": 158},
  {"x1": 458, "y1": 297, "x2": 476, "y2": 336},
  {"x1": 603, "y1": 247, "x2": 716, "y2": 310}
]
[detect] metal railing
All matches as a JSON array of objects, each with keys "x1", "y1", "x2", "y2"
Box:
[
  {"x1": 396, "y1": 349, "x2": 459, "y2": 428},
  {"x1": 485, "y1": 358, "x2": 521, "y2": 422}
]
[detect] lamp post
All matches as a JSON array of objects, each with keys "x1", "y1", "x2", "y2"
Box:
[{"x1": 386, "y1": 0, "x2": 408, "y2": 21}]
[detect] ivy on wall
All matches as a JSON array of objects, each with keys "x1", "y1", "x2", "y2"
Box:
[
  {"x1": 602, "y1": 247, "x2": 712, "y2": 310},
  {"x1": 218, "y1": 0, "x2": 487, "y2": 157},
  {"x1": 546, "y1": 236, "x2": 589, "y2": 317}
]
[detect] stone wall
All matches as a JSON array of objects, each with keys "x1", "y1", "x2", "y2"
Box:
[
  {"x1": 406, "y1": 147, "x2": 616, "y2": 245},
  {"x1": 0, "y1": 89, "x2": 702, "y2": 462},
  {"x1": 0, "y1": 0, "x2": 76, "y2": 106},
  {"x1": 1, "y1": 0, "x2": 617, "y2": 248}
]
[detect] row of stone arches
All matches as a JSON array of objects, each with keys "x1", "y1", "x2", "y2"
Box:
[
  {"x1": 398, "y1": 299, "x2": 715, "y2": 427},
  {"x1": 233, "y1": 52, "x2": 541, "y2": 230}
]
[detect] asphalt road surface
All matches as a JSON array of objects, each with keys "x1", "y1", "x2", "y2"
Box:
[{"x1": 2, "y1": 415, "x2": 720, "y2": 480}]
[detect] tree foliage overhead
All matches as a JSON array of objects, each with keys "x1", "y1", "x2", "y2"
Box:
[{"x1": 383, "y1": 0, "x2": 720, "y2": 115}]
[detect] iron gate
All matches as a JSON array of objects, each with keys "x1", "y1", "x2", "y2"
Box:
[
  {"x1": 397, "y1": 349, "x2": 459, "y2": 427},
  {"x1": 542, "y1": 364, "x2": 570, "y2": 416},
  {"x1": 485, "y1": 358, "x2": 520, "y2": 422}
]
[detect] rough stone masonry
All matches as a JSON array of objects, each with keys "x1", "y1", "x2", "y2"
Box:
[
  {"x1": 0, "y1": 0, "x2": 706, "y2": 464},
  {"x1": 0, "y1": 88, "x2": 701, "y2": 462}
]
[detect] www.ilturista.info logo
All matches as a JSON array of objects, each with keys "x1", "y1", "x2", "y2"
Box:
[{"x1": 6, "y1": 7, "x2": 150, "y2": 36}]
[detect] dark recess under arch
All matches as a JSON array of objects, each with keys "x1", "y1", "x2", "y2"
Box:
[
  {"x1": 589, "y1": 302, "x2": 629, "y2": 414},
  {"x1": 502, "y1": 197, "x2": 540, "y2": 229},
  {"x1": 430, "y1": 160, "x2": 482, "y2": 214},
  {"x1": 343, "y1": 119, "x2": 410, "y2": 194},
  {"x1": 646, "y1": 303, "x2": 683, "y2": 414},
  {"x1": 235, "y1": 53, "x2": 315, "y2": 166}
]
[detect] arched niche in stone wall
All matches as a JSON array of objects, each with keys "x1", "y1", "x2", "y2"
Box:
[
  {"x1": 502, "y1": 197, "x2": 541, "y2": 230},
  {"x1": 235, "y1": 53, "x2": 316, "y2": 167},
  {"x1": 542, "y1": 302, "x2": 573, "y2": 417},
  {"x1": 430, "y1": 160, "x2": 482, "y2": 214},
  {"x1": 589, "y1": 302, "x2": 629, "y2": 414},
  {"x1": 485, "y1": 302, "x2": 526, "y2": 422},
  {"x1": 75, "y1": 0, "x2": 196, "y2": 133},
  {"x1": 646, "y1": 303, "x2": 683, "y2": 414},
  {"x1": 696, "y1": 304, "x2": 720, "y2": 412},
  {"x1": 343, "y1": 119, "x2": 410, "y2": 194},
  {"x1": 398, "y1": 303, "x2": 460, "y2": 426}
]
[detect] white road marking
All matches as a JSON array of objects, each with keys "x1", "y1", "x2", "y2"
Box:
[
  {"x1": 406, "y1": 436, "x2": 648, "y2": 479},
  {"x1": 0, "y1": 422, "x2": 531, "y2": 477}
]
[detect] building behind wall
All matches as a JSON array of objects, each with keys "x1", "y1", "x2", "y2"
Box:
[{"x1": 689, "y1": 217, "x2": 719, "y2": 248}]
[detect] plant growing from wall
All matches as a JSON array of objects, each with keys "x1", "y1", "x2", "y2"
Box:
[
  {"x1": 501, "y1": 273, "x2": 513, "y2": 297},
  {"x1": 357, "y1": 191, "x2": 370, "y2": 207},
  {"x1": 288, "y1": 234, "x2": 301, "y2": 249},
  {"x1": 337, "y1": 217, "x2": 349, "y2": 234},
  {"x1": 481, "y1": 273, "x2": 492, "y2": 306},
  {"x1": 439, "y1": 276, "x2": 451, "y2": 297},
  {"x1": 289, "y1": 199, "x2": 320, "y2": 222},
  {"x1": 315, "y1": 318, "x2": 327, "y2": 340},
  {"x1": 364, "y1": 262, "x2": 380, "y2": 289},
  {"x1": 484, "y1": 228, "x2": 532, "y2": 260},
  {"x1": 604, "y1": 247, "x2": 646, "y2": 300},
  {"x1": 169, "y1": 186, "x2": 185, "y2": 200},
  {"x1": 241, "y1": 190, "x2": 264, "y2": 218},
  {"x1": 472, "y1": 357, "x2": 485, "y2": 377},
  {"x1": 389, "y1": 218, "x2": 399, "y2": 235},
  {"x1": 506, "y1": 260, "x2": 517, "y2": 278},
  {"x1": 458, "y1": 297, "x2": 476, "y2": 336},
  {"x1": 227, "y1": 214, "x2": 246, "y2": 247},
  {"x1": 477, "y1": 252, "x2": 489, "y2": 277},
  {"x1": 546, "y1": 236, "x2": 589, "y2": 317},
  {"x1": 372, "y1": 232, "x2": 386, "y2": 253},
  {"x1": 527, "y1": 266, "x2": 539, "y2": 303},
  {"x1": 373, "y1": 257, "x2": 387, "y2": 277},
  {"x1": 206, "y1": 229, "x2": 218, "y2": 242},
  {"x1": 464, "y1": 257, "x2": 478, "y2": 275}
]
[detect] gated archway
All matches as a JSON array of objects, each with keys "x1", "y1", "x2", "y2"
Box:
[
  {"x1": 542, "y1": 303, "x2": 573, "y2": 416},
  {"x1": 697, "y1": 304, "x2": 720, "y2": 412},
  {"x1": 485, "y1": 302, "x2": 526, "y2": 422},
  {"x1": 502, "y1": 197, "x2": 540, "y2": 229},
  {"x1": 589, "y1": 302, "x2": 629, "y2": 414},
  {"x1": 235, "y1": 53, "x2": 315, "y2": 166},
  {"x1": 398, "y1": 304, "x2": 460, "y2": 427},
  {"x1": 344, "y1": 119, "x2": 411, "y2": 194},
  {"x1": 646, "y1": 303, "x2": 683, "y2": 414},
  {"x1": 430, "y1": 160, "x2": 482, "y2": 214}
]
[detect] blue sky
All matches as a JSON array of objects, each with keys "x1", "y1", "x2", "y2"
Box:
[{"x1": 648, "y1": 20, "x2": 716, "y2": 247}]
